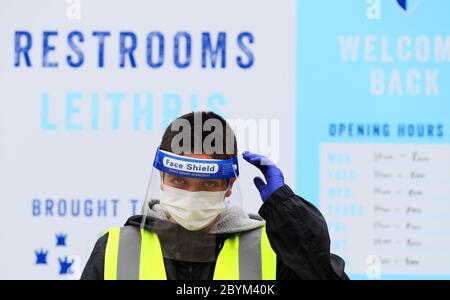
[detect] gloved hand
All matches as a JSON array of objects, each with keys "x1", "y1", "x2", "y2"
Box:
[{"x1": 242, "y1": 151, "x2": 285, "y2": 202}]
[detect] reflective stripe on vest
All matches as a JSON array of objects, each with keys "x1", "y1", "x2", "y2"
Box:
[
  {"x1": 104, "y1": 226, "x2": 276, "y2": 280},
  {"x1": 213, "y1": 226, "x2": 276, "y2": 280},
  {"x1": 104, "y1": 226, "x2": 166, "y2": 280}
]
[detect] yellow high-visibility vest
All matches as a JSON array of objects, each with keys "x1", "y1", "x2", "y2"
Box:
[{"x1": 103, "y1": 226, "x2": 276, "y2": 280}]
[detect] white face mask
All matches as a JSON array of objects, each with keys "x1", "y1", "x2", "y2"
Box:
[{"x1": 160, "y1": 184, "x2": 227, "y2": 231}]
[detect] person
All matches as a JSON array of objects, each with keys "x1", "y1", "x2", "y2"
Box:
[{"x1": 81, "y1": 111, "x2": 348, "y2": 280}]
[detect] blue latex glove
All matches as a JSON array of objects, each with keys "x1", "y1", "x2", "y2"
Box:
[{"x1": 242, "y1": 151, "x2": 285, "y2": 202}]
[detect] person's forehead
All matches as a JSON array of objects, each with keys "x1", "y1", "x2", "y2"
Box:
[{"x1": 182, "y1": 153, "x2": 214, "y2": 160}]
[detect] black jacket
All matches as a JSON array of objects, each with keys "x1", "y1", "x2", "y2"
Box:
[{"x1": 80, "y1": 185, "x2": 349, "y2": 280}]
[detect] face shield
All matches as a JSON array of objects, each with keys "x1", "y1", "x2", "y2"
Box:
[{"x1": 140, "y1": 148, "x2": 242, "y2": 263}]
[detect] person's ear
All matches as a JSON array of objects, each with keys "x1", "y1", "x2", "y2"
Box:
[
  {"x1": 225, "y1": 177, "x2": 236, "y2": 197},
  {"x1": 159, "y1": 171, "x2": 164, "y2": 191}
]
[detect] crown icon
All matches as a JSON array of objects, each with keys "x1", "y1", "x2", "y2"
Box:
[
  {"x1": 58, "y1": 256, "x2": 74, "y2": 275},
  {"x1": 35, "y1": 249, "x2": 49, "y2": 265},
  {"x1": 55, "y1": 233, "x2": 67, "y2": 247}
]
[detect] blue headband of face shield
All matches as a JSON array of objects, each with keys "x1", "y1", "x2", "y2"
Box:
[{"x1": 153, "y1": 149, "x2": 239, "y2": 179}]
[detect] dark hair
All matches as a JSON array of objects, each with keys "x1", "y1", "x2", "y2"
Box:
[{"x1": 160, "y1": 111, "x2": 237, "y2": 159}]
